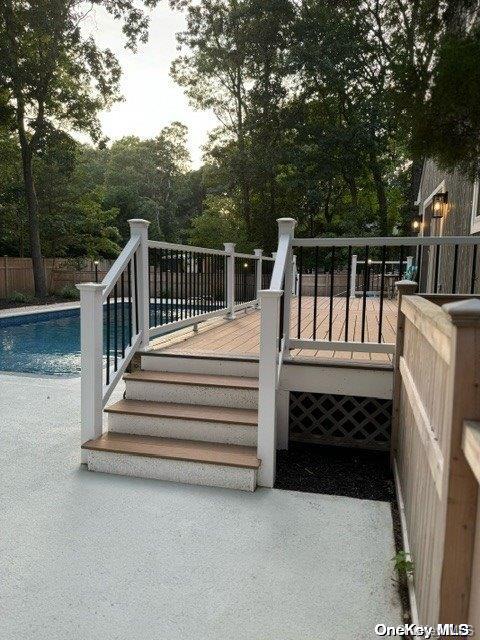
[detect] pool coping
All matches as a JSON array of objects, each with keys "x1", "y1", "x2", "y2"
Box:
[{"x1": 0, "y1": 301, "x2": 80, "y2": 320}]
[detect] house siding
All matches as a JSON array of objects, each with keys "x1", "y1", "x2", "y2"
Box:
[{"x1": 417, "y1": 159, "x2": 479, "y2": 294}]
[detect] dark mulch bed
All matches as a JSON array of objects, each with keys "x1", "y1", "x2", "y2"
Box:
[
  {"x1": 0, "y1": 296, "x2": 66, "y2": 310},
  {"x1": 275, "y1": 441, "x2": 395, "y2": 502}
]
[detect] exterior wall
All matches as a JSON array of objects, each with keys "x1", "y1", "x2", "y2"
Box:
[{"x1": 417, "y1": 159, "x2": 480, "y2": 294}]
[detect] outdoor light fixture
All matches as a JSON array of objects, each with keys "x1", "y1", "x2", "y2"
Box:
[
  {"x1": 432, "y1": 191, "x2": 448, "y2": 218},
  {"x1": 243, "y1": 262, "x2": 248, "y2": 268},
  {"x1": 412, "y1": 216, "x2": 421, "y2": 231},
  {"x1": 94, "y1": 260, "x2": 99, "y2": 283}
]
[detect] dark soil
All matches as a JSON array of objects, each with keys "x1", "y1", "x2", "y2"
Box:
[
  {"x1": 275, "y1": 441, "x2": 395, "y2": 502},
  {"x1": 0, "y1": 296, "x2": 66, "y2": 310}
]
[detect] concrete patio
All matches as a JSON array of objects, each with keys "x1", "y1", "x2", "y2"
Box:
[{"x1": 1, "y1": 373, "x2": 402, "y2": 639}]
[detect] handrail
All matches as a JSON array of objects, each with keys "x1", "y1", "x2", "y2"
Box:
[
  {"x1": 294, "y1": 236, "x2": 480, "y2": 247},
  {"x1": 148, "y1": 239, "x2": 227, "y2": 256},
  {"x1": 270, "y1": 233, "x2": 291, "y2": 290},
  {"x1": 102, "y1": 236, "x2": 140, "y2": 301}
]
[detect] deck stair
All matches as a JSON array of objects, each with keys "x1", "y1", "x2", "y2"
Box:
[{"x1": 82, "y1": 357, "x2": 261, "y2": 491}]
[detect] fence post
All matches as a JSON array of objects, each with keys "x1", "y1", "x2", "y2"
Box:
[
  {"x1": 390, "y1": 279, "x2": 418, "y2": 464},
  {"x1": 224, "y1": 242, "x2": 236, "y2": 319},
  {"x1": 77, "y1": 282, "x2": 105, "y2": 463},
  {"x1": 257, "y1": 289, "x2": 282, "y2": 487},
  {"x1": 254, "y1": 248, "x2": 263, "y2": 305},
  {"x1": 438, "y1": 299, "x2": 480, "y2": 624},
  {"x1": 128, "y1": 219, "x2": 150, "y2": 349},
  {"x1": 350, "y1": 254, "x2": 357, "y2": 299},
  {"x1": 278, "y1": 218, "x2": 296, "y2": 354}
]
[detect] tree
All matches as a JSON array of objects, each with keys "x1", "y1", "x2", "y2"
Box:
[{"x1": 0, "y1": 0, "x2": 158, "y2": 297}]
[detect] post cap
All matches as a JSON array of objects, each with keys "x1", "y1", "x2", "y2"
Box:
[
  {"x1": 442, "y1": 298, "x2": 480, "y2": 327},
  {"x1": 258, "y1": 289, "x2": 283, "y2": 299},
  {"x1": 277, "y1": 218, "x2": 296, "y2": 238},
  {"x1": 253, "y1": 248, "x2": 263, "y2": 257},
  {"x1": 223, "y1": 242, "x2": 235, "y2": 252},
  {"x1": 395, "y1": 279, "x2": 418, "y2": 292},
  {"x1": 128, "y1": 218, "x2": 150, "y2": 227},
  {"x1": 76, "y1": 282, "x2": 105, "y2": 292}
]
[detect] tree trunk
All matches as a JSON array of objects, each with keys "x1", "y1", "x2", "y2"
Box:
[{"x1": 20, "y1": 142, "x2": 47, "y2": 298}]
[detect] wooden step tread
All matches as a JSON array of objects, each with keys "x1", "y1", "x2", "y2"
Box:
[
  {"x1": 105, "y1": 399, "x2": 258, "y2": 426},
  {"x1": 124, "y1": 370, "x2": 259, "y2": 390},
  {"x1": 82, "y1": 432, "x2": 261, "y2": 469}
]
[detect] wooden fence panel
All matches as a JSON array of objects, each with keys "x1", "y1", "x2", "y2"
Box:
[
  {"x1": 394, "y1": 295, "x2": 480, "y2": 628},
  {"x1": 0, "y1": 257, "x2": 113, "y2": 298}
]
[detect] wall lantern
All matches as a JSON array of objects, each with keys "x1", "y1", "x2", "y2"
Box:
[
  {"x1": 432, "y1": 191, "x2": 448, "y2": 218},
  {"x1": 412, "y1": 216, "x2": 421, "y2": 231}
]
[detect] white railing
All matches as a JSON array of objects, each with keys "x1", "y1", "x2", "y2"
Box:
[
  {"x1": 257, "y1": 218, "x2": 296, "y2": 487},
  {"x1": 78, "y1": 218, "x2": 274, "y2": 459},
  {"x1": 255, "y1": 222, "x2": 480, "y2": 487}
]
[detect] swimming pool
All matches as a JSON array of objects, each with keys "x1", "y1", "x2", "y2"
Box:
[
  {"x1": 0, "y1": 309, "x2": 82, "y2": 375},
  {"x1": 0, "y1": 303, "x2": 211, "y2": 375}
]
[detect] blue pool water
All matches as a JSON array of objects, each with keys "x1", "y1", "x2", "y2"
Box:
[
  {"x1": 0, "y1": 303, "x2": 218, "y2": 375},
  {"x1": 0, "y1": 309, "x2": 82, "y2": 375}
]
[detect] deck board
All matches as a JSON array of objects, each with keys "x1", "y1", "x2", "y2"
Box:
[{"x1": 150, "y1": 296, "x2": 398, "y2": 363}]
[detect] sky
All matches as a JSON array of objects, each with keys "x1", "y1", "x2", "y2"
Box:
[{"x1": 82, "y1": 4, "x2": 217, "y2": 168}]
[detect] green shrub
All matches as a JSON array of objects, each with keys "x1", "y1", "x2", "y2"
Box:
[
  {"x1": 59, "y1": 285, "x2": 80, "y2": 301},
  {"x1": 7, "y1": 291, "x2": 32, "y2": 305}
]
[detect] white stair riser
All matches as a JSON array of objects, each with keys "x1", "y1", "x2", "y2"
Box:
[
  {"x1": 125, "y1": 380, "x2": 258, "y2": 409},
  {"x1": 108, "y1": 412, "x2": 257, "y2": 446},
  {"x1": 86, "y1": 450, "x2": 257, "y2": 491},
  {"x1": 141, "y1": 355, "x2": 259, "y2": 378}
]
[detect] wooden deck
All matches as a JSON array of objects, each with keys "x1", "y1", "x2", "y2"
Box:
[{"x1": 150, "y1": 296, "x2": 399, "y2": 364}]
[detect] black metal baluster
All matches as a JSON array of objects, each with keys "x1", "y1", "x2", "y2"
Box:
[
  {"x1": 361, "y1": 245, "x2": 369, "y2": 343},
  {"x1": 133, "y1": 253, "x2": 139, "y2": 334},
  {"x1": 471, "y1": 244, "x2": 478, "y2": 294},
  {"x1": 113, "y1": 283, "x2": 118, "y2": 371},
  {"x1": 157, "y1": 249, "x2": 165, "y2": 326},
  {"x1": 154, "y1": 248, "x2": 158, "y2": 327},
  {"x1": 378, "y1": 245, "x2": 386, "y2": 344},
  {"x1": 121, "y1": 270, "x2": 125, "y2": 357},
  {"x1": 328, "y1": 247, "x2": 335, "y2": 341},
  {"x1": 452, "y1": 244, "x2": 459, "y2": 293},
  {"x1": 345, "y1": 246, "x2": 352, "y2": 342},
  {"x1": 399, "y1": 245, "x2": 405, "y2": 280},
  {"x1": 169, "y1": 249, "x2": 174, "y2": 323},
  {"x1": 127, "y1": 261, "x2": 132, "y2": 346},
  {"x1": 434, "y1": 244, "x2": 440, "y2": 293},
  {"x1": 106, "y1": 293, "x2": 110, "y2": 385},
  {"x1": 297, "y1": 246, "x2": 303, "y2": 339}
]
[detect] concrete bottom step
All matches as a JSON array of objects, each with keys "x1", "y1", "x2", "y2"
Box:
[{"x1": 82, "y1": 432, "x2": 260, "y2": 492}]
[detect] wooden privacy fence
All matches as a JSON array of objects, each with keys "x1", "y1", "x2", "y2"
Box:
[
  {"x1": 392, "y1": 289, "x2": 480, "y2": 628},
  {"x1": 0, "y1": 257, "x2": 114, "y2": 298}
]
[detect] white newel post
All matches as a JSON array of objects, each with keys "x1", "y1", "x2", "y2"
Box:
[
  {"x1": 128, "y1": 219, "x2": 150, "y2": 349},
  {"x1": 257, "y1": 289, "x2": 282, "y2": 487},
  {"x1": 350, "y1": 254, "x2": 357, "y2": 299},
  {"x1": 224, "y1": 242, "x2": 236, "y2": 319},
  {"x1": 254, "y1": 249, "x2": 263, "y2": 305},
  {"x1": 77, "y1": 282, "x2": 105, "y2": 463},
  {"x1": 278, "y1": 218, "x2": 296, "y2": 354}
]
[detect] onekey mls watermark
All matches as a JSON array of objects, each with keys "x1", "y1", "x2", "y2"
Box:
[{"x1": 374, "y1": 623, "x2": 474, "y2": 637}]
